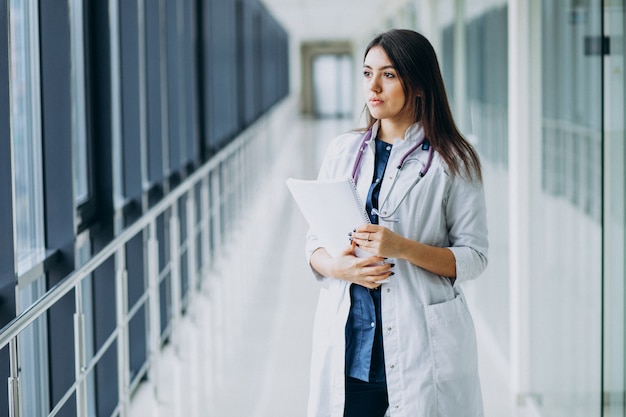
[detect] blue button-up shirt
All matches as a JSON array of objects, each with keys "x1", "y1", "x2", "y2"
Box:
[{"x1": 345, "y1": 138, "x2": 391, "y2": 383}]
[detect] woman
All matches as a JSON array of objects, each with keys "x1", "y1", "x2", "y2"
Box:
[{"x1": 305, "y1": 29, "x2": 488, "y2": 417}]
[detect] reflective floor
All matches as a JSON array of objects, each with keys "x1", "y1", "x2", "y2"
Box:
[{"x1": 128, "y1": 115, "x2": 513, "y2": 417}]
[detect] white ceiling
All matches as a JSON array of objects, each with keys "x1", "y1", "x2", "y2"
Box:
[{"x1": 261, "y1": 0, "x2": 409, "y2": 41}]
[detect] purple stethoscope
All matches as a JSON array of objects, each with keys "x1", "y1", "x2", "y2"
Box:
[{"x1": 351, "y1": 127, "x2": 434, "y2": 222}]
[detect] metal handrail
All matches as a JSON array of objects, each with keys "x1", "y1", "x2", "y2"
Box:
[
  {"x1": 0, "y1": 110, "x2": 270, "y2": 350},
  {"x1": 1, "y1": 97, "x2": 292, "y2": 416}
]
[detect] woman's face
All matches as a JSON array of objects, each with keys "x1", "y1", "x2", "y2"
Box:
[{"x1": 363, "y1": 46, "x2": 411, "y2": 123}]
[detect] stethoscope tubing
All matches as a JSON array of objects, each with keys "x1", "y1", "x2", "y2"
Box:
[{"x1": 351, "y1": 127, "x2": 435, "y2": 222}]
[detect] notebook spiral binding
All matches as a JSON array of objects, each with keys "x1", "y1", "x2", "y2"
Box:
[{"x1": 348, "y1": 177, "x2": 371, "y2": 224}]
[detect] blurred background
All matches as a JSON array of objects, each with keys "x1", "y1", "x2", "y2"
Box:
[{"x1": 0, "y1": 0, "x2": 624, "y2": 416}]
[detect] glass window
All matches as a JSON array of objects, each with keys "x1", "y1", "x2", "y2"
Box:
[
  {"x1": 530, "y1": 1, "x2": 603, "y2": 416},
  {"x1": 9, "y1": 0, "x2": 45, "y2": 275},
  {"x1": 10, "y1": 4, "x2": 49, "y2": 414},
  {"x1": 461, "y1": 2, "x2": 510, "y2": 369},
  {"x1": 70, "y1": 0, "x2": 89, "y2": 205}
]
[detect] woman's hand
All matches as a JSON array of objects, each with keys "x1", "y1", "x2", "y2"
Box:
[
  {"x1": 352, "y1": 224, "x2": 458, "y2": 277},
  {"x1": 351, "y1": 224, "x2": 407, "y2": 259},
  {"x1": 310, "y1": 245, "x2": 394, "y2": 289}
]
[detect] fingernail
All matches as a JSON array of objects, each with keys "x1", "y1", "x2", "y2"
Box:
[
  {"x1": 390, "y1": 263, "x2": 395, "y2": 267},
  {"x1": 390, "y1": 272, "x2": 395, "y2": 276},
  {"x1": 348, "y1": 231, "x2": 352, "y2": 236}
]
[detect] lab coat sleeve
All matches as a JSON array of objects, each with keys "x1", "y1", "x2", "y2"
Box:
[{"x1": 445, "y1": 175, "x2": 489, "y2": 284}]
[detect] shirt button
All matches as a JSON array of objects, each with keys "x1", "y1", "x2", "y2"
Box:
[
  {"x1": 386, "y1": 288, "x2": 391, "y2": 293},
  {"x1": 387, "y1": 327, "x2": 392, "y2": 331},
  {"x1": 370, "y1": 322, "x2": 376, "y2": 328},
  {"x1": 386, "y1": 146, "x2": 391, "y2": 151},
  {"x1": 390, "y1": 364, "x2": 395, "y2": 369}
]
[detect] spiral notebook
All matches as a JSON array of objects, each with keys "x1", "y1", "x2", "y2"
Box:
[{"x1": 286, "y1": 177, "x2": 371, "y2": 258}]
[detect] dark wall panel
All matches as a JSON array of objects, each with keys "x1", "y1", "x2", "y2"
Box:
[
  {"x1": 86, "y1": 0, "x2": 115, "y2": 241},
  {"x1": 0, "y1": 0, "x2": 15, "y2": 327},
  {"x1": 119, "y1": 0, "x2": 143, "y2": 201},
  {"x1": 146, "y1": 0, "x2": 165, "y2": 186},
  {"x1": 183, "y1": 0, "x2": 199, "y2": 166},
  {"x1": 39, "y1": 1, "x2": 77, "y2": 415},
  {"x1": 166, "y1": 0, "x2": 183, "y2": 172},
  {"x1": 40, "y1": 0, "x2": 75, "y2": 277},
  {"x1": 0, "y1": 1, "x2": 14, "y2": 414},
  {"x1": 201, "y1": 0, "x2": 289, "y2": 154}
]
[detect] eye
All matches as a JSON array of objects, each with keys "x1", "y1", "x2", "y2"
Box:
[
  {"x1": 384, "y1": 72, "x2": 395, "y2": 78},
  {"x1": 363, "y1": 70, "x2": 372, "y2": 77}
]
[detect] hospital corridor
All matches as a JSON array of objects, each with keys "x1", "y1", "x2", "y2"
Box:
[{"x1": 0, "y1": 0, "x2": 624, "y2": 416}]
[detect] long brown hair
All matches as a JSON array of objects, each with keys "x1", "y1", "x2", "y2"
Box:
[{"x1": 362, "y1": 29, "x2": 482, "y2": 181}]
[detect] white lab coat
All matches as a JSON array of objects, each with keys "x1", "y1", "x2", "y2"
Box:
[{"x1": 305, "y1": 122, "x2": 488, "y2": 417}]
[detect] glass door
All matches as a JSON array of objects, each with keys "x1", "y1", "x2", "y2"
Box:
[
  {"x1": 530, "y1": 1, "x2": 604, "y2": 416},
  {"x1": 312, "y1": 53, "x2": 353, "y2": 118},
  {"x1": 603, "y1": 1, "x2": 625, "y2": 416}
]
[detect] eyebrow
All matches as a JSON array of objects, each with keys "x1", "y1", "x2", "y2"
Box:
[{"x1": 363, "y1": 64, "x2": 396, "y2": 70}]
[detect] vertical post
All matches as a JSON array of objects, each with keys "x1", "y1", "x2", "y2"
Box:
[
  {"x1": 211, "y1": 170, "x2": 222, "y2": 259},
  {"x1": 508, "y1": 0, "x2": 542, "y2": 408},
  {"x1": 115, "y1": 247, "x2": 130, "y2": 417},
  {"x1": 185, "y1": 189, "x2": 200, "y2": 417},
  {"x1": 186, "y1": 191, "x2": 198, "y2": 295},
  {"x1": 109, "y1": 0, "x2": 125, "y2": 233},
  {"x1": 201, "y1": 176, "x2": 211, "y2": 283},
  {"x1": 602, "y1": 1, "x2": 626, "y2": 412},
  {"x1": 7, "y1": 339, "x2": 21, "y2": 417},
  {"x1": 199, "y1": 176, "x2": 213, "y2": 406},
  {"x1": 146, "y1": 220, "x2": 162, "y2": 410},
  {"x1": 74, "y1": 283, "x2": 88, "y2": 417},
  {"x1": 170, "y1": 207, "x2": 182, "y2": 330},
  {"x1": 169, "y1": 206, "x2": 183, "y2": 415}
]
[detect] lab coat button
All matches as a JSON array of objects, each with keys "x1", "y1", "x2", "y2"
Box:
[
  {"x1": 387, "y1": 327, "x2": 392, "y2": 331},
  {"x1": 386, "y1": 288, "x2": 390, "y2": 293}
]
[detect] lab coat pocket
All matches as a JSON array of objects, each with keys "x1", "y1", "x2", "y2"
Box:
[{"x1": 425, "y1": 295, "x2": 483, "y2": 416}]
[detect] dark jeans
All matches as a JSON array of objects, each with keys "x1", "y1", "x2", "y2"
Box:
[{"x1": 343, "y1": 377, "x2": 389, "y2": 417}]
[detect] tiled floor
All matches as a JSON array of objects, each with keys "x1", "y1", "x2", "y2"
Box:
[{"x1": 128, "y1": 115, "x2": 514, "y2": 417}]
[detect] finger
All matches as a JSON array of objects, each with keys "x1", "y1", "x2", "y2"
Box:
[
  {"x1": 354, "y1": 231, "x2": 373, "y2": 242},
  {"x1": 340, "y1": 243, "x2": 357, "y2": 256},
  {"x1": 354, "y1": 224, "x2": 379, "y2": 234},
  {"x1": 356, "y1": 256, "x2": 386, "y2": 266},
  {"x1": 362, "y1": 280, "x2": 382, "y2": 290}
]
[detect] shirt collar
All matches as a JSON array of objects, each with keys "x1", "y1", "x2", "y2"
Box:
[{"x1": 370, "y1": 120, "x2": 425, "y2": 144}]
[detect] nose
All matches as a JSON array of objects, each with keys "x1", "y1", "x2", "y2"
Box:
[{"x1": 367, "y1": 75, "x2": 382, "y2": 93}]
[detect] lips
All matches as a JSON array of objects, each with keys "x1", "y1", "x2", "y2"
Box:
[{"x1": 369, "y1": 97, "x2": 384, "y2": 105}]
